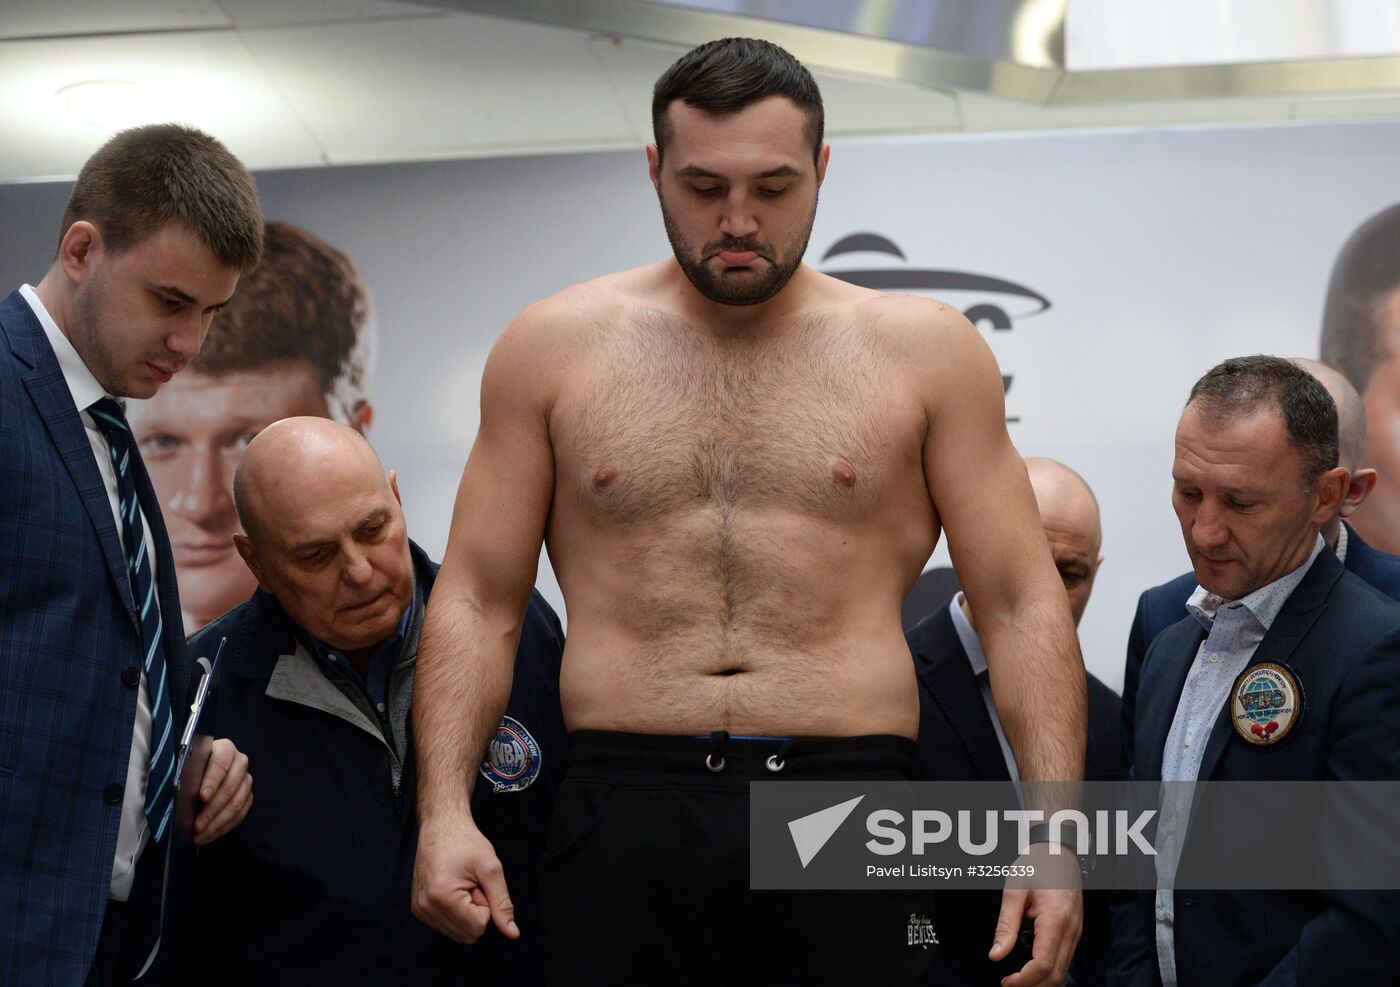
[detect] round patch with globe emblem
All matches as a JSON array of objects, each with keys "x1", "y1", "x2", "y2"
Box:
[
  {"x1": 1231, "y1": 662, "x2": 1303, "y2": 747},
  {"x1": 479, "y1": 716, "x2": 542, "y2": 793}
]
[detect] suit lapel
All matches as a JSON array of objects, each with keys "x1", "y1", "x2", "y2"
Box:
[
  {"x1": 1135, "y1": 618, "x2": 1206, "y2": 782},
  {"x1": 3, "y1": 293, "x2": 137, "y2": 623},
  {"x1": 1194, "y1": 551, "x2": 1340, "y2": 783},
  {"x1": 912, "y1": 608, "x2": 1012, "y2": 782}
]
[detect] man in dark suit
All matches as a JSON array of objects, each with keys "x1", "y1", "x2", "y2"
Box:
[
  {"x1": 909, "y1": 456, "x2": 1124, "y2": 985},
  {"x1": 1121, "y1": 357, "x2": 1400, "y2": 767},
  {"x1": 1108, "y1": 355, "x2": 1400, "y2": 986},
  {"x1": 0, "y1": 125, "x2": 264, "y2": 985},
  {"x1": 183, "y1": 418, "x2": 568, "y2": 985}
]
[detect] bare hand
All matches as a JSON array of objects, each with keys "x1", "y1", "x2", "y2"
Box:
[
  {"x1": 413, "y1": 815, "x2": 519, "y2": 944},
  {"x1": 990, "y1": 845, "x2": 1082, "y2": 987},
  {"x1": 194, "y1": 738, "x2": 253, "y2": 845}
]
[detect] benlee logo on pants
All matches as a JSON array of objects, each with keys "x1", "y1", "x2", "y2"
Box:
[{"x1": 907, "y1": 913, "x2": 939, "y2": 949}]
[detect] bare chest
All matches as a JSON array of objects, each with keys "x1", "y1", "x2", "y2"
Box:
[{"x1": 556, "y1": 313, "x2": 916, "y2": 523}]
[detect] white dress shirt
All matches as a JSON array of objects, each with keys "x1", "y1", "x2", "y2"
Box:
[
  {"x1": 21, "y1": 284, "x2": 159, "y2": 902},
  {"x1": 949, "y1": 593, "x2": 1024, "y2": 806}
]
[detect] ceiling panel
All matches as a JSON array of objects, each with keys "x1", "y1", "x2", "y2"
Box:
[
  {"x1": 587, "y1": 34, "x2": 961, "y2": 148},
  {"x1": 587, "y1": 35, "x2": 686, "y2": 144},
  {"x1": 958, "y1": 90, "x2": 1295, "y2": 132},
  {"x1": 213, "y1": 0, "x2": 444, "y2": 29},
  {"x1": 0, "y1": 30, "x2": 323, "y2": 178},
  {"x1": 816, "y1": 70, "x2": 962, "y2": 135},
  {"x1": 242, "y1": 11, "x2": 637, "y2": 160},
  {"x1": 0, "y1": 0, "x2": 229, "y2": 40},
  {"x1": 2, "y1": 0, "x2": 1400, "y2": 183},
  {"x1": 1292, "y1": 91, "x2": 1400, "y2": 119}
]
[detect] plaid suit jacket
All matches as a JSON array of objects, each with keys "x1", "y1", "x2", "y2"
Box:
[{"x1": 0, "y1": 289, "x2": 190, "y2": 986}]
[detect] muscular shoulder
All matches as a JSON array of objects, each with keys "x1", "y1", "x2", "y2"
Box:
[
  {"x1": 852, "y1": 292, "x2": 1000, "y2": 407},
  {"x1": 499, "y1": 278, "x2": 616, "y2": 352},
  {"x1": 485, "y1": 278, "x2": 625, "y2": 413},
  {"x1": 855, "y1": 292, "x2": 980, "y2": 357}
]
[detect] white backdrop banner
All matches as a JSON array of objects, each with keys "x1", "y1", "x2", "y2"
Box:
[{"x1": 4, "y1": 118, "x2": 1398, "y2": 688}]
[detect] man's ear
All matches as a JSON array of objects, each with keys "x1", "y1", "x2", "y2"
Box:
[
  {"x1": 58, "y1": 221, "x2": 101, "y2": 286},
  {"x1": 348, "y1": 400, "x2": 374, "y2": 436},
  {"x1": 1312, "y1": 466, "x2": 1351, "y2": 526},
  {"x1": 646, "y1": 143, "x2": 662, "y2": 191},
  {"x1": 1340, "y1": 467, "x2": 1379, "y2": 518},
  {"x1": 232, "y1": 532, "x2": 268, "y2": 589},
  {"x1": 815, "y1": 143, "x2": 831, "y2": 187},
  {"x1": 388, "y1": 468, "x2": 402, "y2": 507}
]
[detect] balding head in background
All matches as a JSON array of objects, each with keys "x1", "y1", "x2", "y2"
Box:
[
  {"x1": 232, "y1": 417, "x2": 413, "y2": 659},
  {"x1": 1024, "y1": 457, "x2": 1104, "y2": 628},
  {"x1": 1291, "y1": 357, "x2": 1378, "y2": 547}
]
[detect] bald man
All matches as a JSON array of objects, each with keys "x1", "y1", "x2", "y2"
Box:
[
  {"x1": 181, "y1": 418, "x2": 566, "y2": 986},
  {"x1": 1121, "y1": 359, "x2": 1400, "y2": 766},
  {"x1": 908, "y1": 457, "x2": 1124, "y2": 987}
]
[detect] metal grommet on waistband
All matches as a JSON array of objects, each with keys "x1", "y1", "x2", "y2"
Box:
[
  {"x1": 706, "y1": 729, "x2": 728, "y2": 773},
  {"x1": 765, "y1": 754, "x2": 785, "y2": 773}
]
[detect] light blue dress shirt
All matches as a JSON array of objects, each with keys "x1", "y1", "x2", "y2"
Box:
[{"x1": 1154, "y1": 535, "x2": 1324, "y2": 986}]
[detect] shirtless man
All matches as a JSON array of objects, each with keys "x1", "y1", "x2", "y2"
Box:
[{"x1": 412, "y1": 38, "x2": 1086, "y2": 986}]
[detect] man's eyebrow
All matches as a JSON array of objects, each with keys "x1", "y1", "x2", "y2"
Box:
[
  {"x1": 290, "y1": 537, "x2": 334, "y2": 555},
  {"x1": 154, "y1": 285, "x2": 196, "y2": 304},
  {"x1": 356, "y1": 508, "x2": 390, "y2": 529},
  {"x1": 675, "y1": 164, "x2": 800, "y2": 180},
  {"x1": 1222, "y1": 485, "x2": 1268, "y2": 500}
]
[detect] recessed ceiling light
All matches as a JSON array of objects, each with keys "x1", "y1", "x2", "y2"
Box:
[{"x1": 57, "y1": 79, "x2": 193, "y2": 131}]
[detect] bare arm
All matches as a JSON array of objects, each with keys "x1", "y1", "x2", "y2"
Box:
[
  {"x1": 915, "y1": 302, "x2": 1086, "y2": 986},
  {"x1": 917, "y1": 304, "x2": 1085, "y2": 789},
  {"x1": 412, "y1": 302, "x2": 561, "y2": 944}
]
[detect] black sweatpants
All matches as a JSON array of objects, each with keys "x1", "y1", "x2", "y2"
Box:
[{"x1": 541, "y1": 731, "x2": 942, "y2": 986}]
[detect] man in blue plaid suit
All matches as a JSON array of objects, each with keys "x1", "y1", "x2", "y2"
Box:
[{"x1": 0, "y1": 125, "x2": 264, "y2": 985}]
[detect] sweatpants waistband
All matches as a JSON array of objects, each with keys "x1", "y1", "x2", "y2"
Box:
[{"x1": 564, "y1": 729, "x2": 915, "y2": 785}]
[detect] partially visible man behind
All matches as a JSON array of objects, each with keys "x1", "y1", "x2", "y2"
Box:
[
  {"x1": 910, "y1": 457, "x2": 1124, "y2": 987},
  {"x1": 0, "y1": 124, "x2": 259, "y2": 985},
  {"x1": 129, "y1": 220, "x2": 375, "y2": 633},
  {"x1": 184, "y1": 418, "x2": 566, "y2": 986},
  {"x1": 1120, "y1": 357, "x2": 1400, "y2": 766},
  {"x1": 1109, "y1": 355, "x2": 1400, "y2": 986},
  {"x1": 1320, "y1": 201, "x2": 1400, "y2": 554}
]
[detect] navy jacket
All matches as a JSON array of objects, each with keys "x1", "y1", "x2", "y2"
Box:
[
  {"x1": 0, "y1": 289, "x2": 191, "y2": 985},
  {"x1": 908, "y1": 604, "x2": 1124, "y2": 986},
  {"x1": 1108, "y1": 550, "x2": 1400, "y2": 986},
  {"x1": 184, "y1": 542, "x2": 566, "y2": 986},
  {"x1": 1121, "y1": 524, "x2": 1400, "y2": 768}
]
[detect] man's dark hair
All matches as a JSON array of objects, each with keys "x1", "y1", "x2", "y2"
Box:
[
  {"x1": 1320, "y1": 202, "x2": 1400, "y2": 394},
  {"x1": 194, "y1": 221, "x2": 373, "y2": 421},
  {"x1": 652, "y1": 37, "x2": 824, "y2": 162},
  {"x1": 59, "y1": 123, "x2": 263, "y2": 272},
  {"x1": 1187, "y1": 355, "x2": 1339, "y2": 492}
]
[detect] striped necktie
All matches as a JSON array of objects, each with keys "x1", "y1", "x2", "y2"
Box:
[{"x1": 89, "y1": 397, "x2": 176, "y2": 844}]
